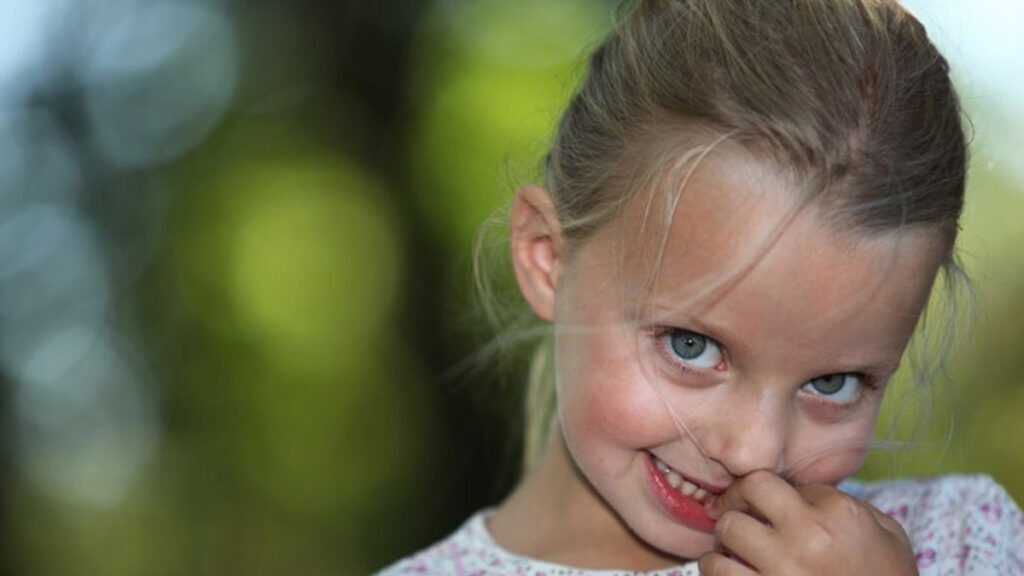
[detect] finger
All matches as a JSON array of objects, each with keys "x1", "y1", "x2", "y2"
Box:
[
  {"x1": 710, "y1": 469, "x2": 806, "y2": 528},
  {"x1": 797, "y1": 485, "x2": 913, "y2": 544},
  {"x1": 797, "y1": 484, "x2": 882, "y2": 521},
  {"x1": 714, "y1": 509, "x2": 776, "y2": 569},
  {"x1": 798, "y1": 483, "x2": 874, "y2": 524},
  {"x1": 699, "y1": 551, "x2": 759, "y2": 576},
  {"x1": 864, "y1": 501, "x2": 912, "y2": 541},
  {"x1": 793, "y1": 482, "x2": 846, "y2": 504}
]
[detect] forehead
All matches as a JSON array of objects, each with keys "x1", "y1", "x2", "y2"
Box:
[{"x1": 596, "y1": 146, "x2": 946, "y2": 364}]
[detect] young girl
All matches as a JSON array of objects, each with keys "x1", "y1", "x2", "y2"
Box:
[{"x1": 378, "y1": 0, "x2": 1023, "y2": 574}]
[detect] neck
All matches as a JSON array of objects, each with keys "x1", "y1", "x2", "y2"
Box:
[{"x1": 486, "y1": 425, "x2": 682, "y2": 570}]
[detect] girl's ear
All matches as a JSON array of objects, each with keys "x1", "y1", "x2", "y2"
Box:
[{"x1": 510, "y1": 184, "x2": 565, "y2": 322}]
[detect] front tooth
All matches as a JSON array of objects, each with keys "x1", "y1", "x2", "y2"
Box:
[
  {"x1": 655, "y1": 458, "x2": 669, "y2": 473},
  {"x1": 680, "y1": 480, "x2": 698, "y2": 496},
  {"x1": 693, "y1": 488, "x2": 708, "y2": 501},
  {"x1": 666, "y1": 471, "x2": 683, "y2": 488}
]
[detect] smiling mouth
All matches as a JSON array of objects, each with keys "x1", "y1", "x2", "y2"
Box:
[{"x1": 650, "y1": 453, "x2": 721, "y2": 508}]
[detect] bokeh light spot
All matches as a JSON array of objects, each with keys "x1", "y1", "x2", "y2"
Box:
[
  {"x1": 13, "y1": 325, "x2": 157, "y2": 509},
  {"x1": 83, "y1": 0, "x2": 238, "y2": 168},
  {"x1": 227, "y1": 158, "x2": 402, "y2": 374}
]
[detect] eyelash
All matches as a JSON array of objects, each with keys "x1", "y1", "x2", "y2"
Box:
[
  {"x1": 650, "y1": 326, "x2": 726, "y2": 376},
  {"x1": 800, "y1": 374, "x2": 881, "y2": 414},
  {"x1": 649, "y1": 326, "x2": 882, "y2": 411}
]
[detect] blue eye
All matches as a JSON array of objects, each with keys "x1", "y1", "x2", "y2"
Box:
[
  {"x1": 801, "y1": 373, "x2": 863, "y2": 404},
  {"x1": 666, "y1": 329, "x2": 722, "y2": 369}
]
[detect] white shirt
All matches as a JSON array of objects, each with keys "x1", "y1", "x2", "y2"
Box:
[{"x1": 374, "y1": 474, "x2": 1023, "y2": 575}]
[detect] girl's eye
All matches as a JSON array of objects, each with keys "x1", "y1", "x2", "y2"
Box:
[
  {"x1": 665, "y1": 329, "x2": 723, "y2": 369},
  {"x1": 801, "y1": 373, "x2": 864, "y2": 405}
]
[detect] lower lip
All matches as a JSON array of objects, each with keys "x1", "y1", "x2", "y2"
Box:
[{"x1": 643, "y1": 451, "x2": 716, "y2": 533}]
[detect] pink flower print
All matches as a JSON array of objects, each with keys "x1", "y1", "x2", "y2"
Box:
[
  {"x1": 916, "y1": 548, "x2": 937, "y2": 568},
  {"x1": 886, "y1": 505, "x2": 909, "y2": 523},
  {"x1": 979, "y1": 502, "x2": 1003, "y2": 522},
  {"x1": 958, "y1": 545, "x2": 972, "y2": 571}
]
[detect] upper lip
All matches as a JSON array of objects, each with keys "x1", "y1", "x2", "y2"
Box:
[{"x1": 650, "y1": 451, "x2": 729, "y2": 494}]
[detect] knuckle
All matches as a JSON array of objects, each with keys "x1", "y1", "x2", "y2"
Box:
[
  {"x1": 877, "y1": 513, "x2": 898, "y2": 532},
  {"x1": 885, "y1": 515, "x2": 911, "y2": 539},
  {"x1": 894, "y1": 523, "x2": 913, "y2": 546},
  {"x1": 876, "y1": 510, "x2": 913, "y2": 544},
  {"x1": 823, "y1": 493, "x2": 868, "y2": 527},
  {"x1": 827, "y1": 492, "x2": 860, "y2": 513}
]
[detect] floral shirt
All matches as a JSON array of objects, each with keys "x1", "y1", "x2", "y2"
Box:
[{"x1": 374, "y1": 474, "x2": 1023, "y2": 576}]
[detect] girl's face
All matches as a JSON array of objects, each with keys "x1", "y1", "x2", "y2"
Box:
[{"x1": 545, "y1": 149, "x2": 947, "y2": 560}]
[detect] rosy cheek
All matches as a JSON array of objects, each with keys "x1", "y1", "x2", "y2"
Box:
[
  {"x1": 787, "y1": 438, "x2": 871, "y2": 486},
  {"x1": 790, "y1": 456, "x2": 861, "y2": 486},
  {"x1": 560, "y1": 341, "x2": 664, "y2": 448},
  {"x1": 563, "y1": 375, "x2": 647, "y2": 444}
]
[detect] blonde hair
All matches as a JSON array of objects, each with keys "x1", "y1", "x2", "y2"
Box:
[{"x1": 467, "y1": 0, "x2": 970, "y2": 474}]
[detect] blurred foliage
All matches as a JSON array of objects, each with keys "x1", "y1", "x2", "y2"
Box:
[
  {"x1": 0, "y1": 1, "x2": 1020, "y2": 575},
  {"x1": 861, "y1": 159, "x2": 1024, "y2": 488},
  {"x1": 409, "y1": 0, "x2": 606, "y2": 251}
]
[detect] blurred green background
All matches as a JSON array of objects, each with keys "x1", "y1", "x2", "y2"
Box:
[{"x1": 0, "y1": 0, "x2": 1020, "y2": 575}]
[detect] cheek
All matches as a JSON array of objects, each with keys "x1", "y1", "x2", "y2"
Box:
[
  {"x1": 557, "y1": 329, "x2": 666, "y2": 450},
  {"x1": 787, "y1": 415, "x2": 878, "y2": 485},
  {"x1": 788, "y1": 450, "x2": 865, "y2": 486}
]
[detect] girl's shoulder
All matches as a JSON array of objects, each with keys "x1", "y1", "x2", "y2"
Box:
[{"x1": 840, "y1": 474, "x2": 1024, "y2": 574}]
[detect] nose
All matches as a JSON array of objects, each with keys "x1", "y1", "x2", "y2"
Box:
[{"x1": 703, "y1": 389, "x2": 789, "y2": 477}]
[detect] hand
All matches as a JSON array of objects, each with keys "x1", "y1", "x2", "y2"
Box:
[{"x1": 699, "y1": 470, "x2": 918, "y2": 576}]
